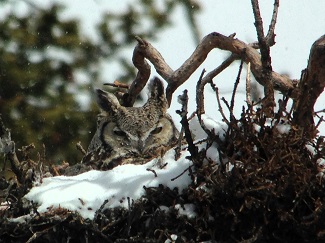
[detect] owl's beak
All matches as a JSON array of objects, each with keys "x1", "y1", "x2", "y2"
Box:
[{"x1": 137, "y1": 140, "x2": 145, "y2": 154}]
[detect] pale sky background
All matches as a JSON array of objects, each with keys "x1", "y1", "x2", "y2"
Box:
[{"x1": 2, "y1": 0, "x2": 325, "y2": 133}]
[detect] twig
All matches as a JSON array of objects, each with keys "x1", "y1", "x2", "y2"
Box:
[
  {"x1": 196, "y1": 54, "x2": 239, "y2": 135},
  {"x1": 202, "y1": 54, "x2": 238, "y2": 83},
  {"x1": 315, "y1": 109, "x2": 325, "y2": 114},
  {"x1": 246, "y1": 62, "x2": 252, "y2": 105},
  {"x1": 94, "y1": 199, "x2": 109, "y2": 220},
  {"x1": 196, "y1": 69, "x2": 207, "y2": 116},
  {"x1": 174, "y1": 126, "x2": 184, "y2": 161},
  {"x1": 171, "y1": 166, "x2": 192, "y2": 181},
  {"x1": 146, "y1": 168, "x2": 157, "y2": 177},
  {"x1": 210, "y1": 83, "x2": 230, "y2": 126},
  {"x1": 221, "y1": 97, "x2": 234, "y2": 120},
  {"x1": 196, "y1": 70, "x2": 217, "y2": 137},
  {"x1": 104, "y1": 80, "x2": 129, "y2": 89},
  {"x1": 251, "y1": 0, "x2": 268, "y2": 58},
  {"x1": 196, "y1": 54, "x2": 240, "y2": 118},
  {"x1": 76, "y1": 142, "x2": 87, "y2": 155},
  {"x1": 230, "y1": 59, "x2": 244, "y2": 114},
  {"x1": 176, "y1": 90, "x2": 198, "y2": 158},
  {"x1": 274, "y1": 95, "x2": 289, "y2": 123},
  {"x1": 265, "y1": 0, "x2": 279, "y2": 46},
  {"x1": 315, "y1": 116, "x2": 324, "y2": 130}
]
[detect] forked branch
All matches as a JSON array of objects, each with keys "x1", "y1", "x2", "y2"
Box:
[
  {"x1": 123, "y1": 32, "x2": 295, "y2": 107},
  {"x1": 251, "y1": 0, "x2": 277, "y2": 116}
]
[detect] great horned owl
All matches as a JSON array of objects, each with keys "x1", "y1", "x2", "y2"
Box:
[{"x1": 81, "y1": 77, "x2": 179, "y2": 170}]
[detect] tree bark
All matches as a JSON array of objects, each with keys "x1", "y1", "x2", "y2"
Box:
[{"x1": 293, "y1": 35, "x2": 325, "y2": 136}]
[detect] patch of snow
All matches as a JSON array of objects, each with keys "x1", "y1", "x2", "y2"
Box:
[
  {"x1": 206, "y1": 145, "x2": 220, "y2": 163},
  {"x1": 275, "y1": 122, "x2": 291, "y2": 134},
  {"x1": 189, "y1": 114, "x2": 227, "y2": 142},
  {"x1": 175, "y1": 203, "x2": 197, "y2": 219},
  {"x1": 164, "y1": 234, "x2": 178, "y2": 243},
  {"x1": 254, "y1": 119, "x2": 291, "y2": 134},
  {"x1": 25, "y1": 149, "x2": 193, "y2": 219},
  {"x1": 306, "y1": 144, "x2": 316, "y2": 155}
]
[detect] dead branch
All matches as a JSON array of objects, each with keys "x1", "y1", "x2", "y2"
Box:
[
  {"x1": 266, "y1": 0, "x2": 279, "y2": 45},
  {"x1": 104, "y1": 80, "x2": 129, "y2": 89},
  {"x1": 246, "y1": 62, "x2": 252, "y2": 105},
  {"x1": 121, "y1": 37, "x2": 151, "y2": 106},
  {"x1": 251, "y1": 0, "x2": 276, "y2": 116},
  {"x1": 196, "y1": 54, "x2": 238, "y2": 117},
  {"x1": 196, "y1": 69, "x2": 219, "y2": 138},
  {"x1": 210, "y1": 83, "x2": 230, "y2": 126},
  {"x1": 293, "y1": 35, "x2": 325, "y2": 137},
  {"x1": 125, "y1": 33, "x2": 295, "y2": 107},
  {"x1": 122, "y1": 36, "x2": 171, "y2": 106},
  {"x1": 230, "y1": 59, "x2": 244, "y2": 114},
  {"x1": 76, "y1": 142, "x2": 87, "y2": 155},
  {"x1": 176, "y1": 90, "x2": 198, "y2": 158},
  {"x1": 204, "y1": 54, "x2": 238, "y2": 83},
  {"x1": 166, "y1": 32, "x2": 294, "y2": 105},
  {"x1": 196, "y1": 69, "x2": 207, "y2": 116}
]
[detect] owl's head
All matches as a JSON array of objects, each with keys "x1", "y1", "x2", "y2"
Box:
[{"x1": 86, "y1": 78, "x2": 179, "y2": 166}]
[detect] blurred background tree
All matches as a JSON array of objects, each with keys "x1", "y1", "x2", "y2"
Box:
[{"x1": 0, "y1": 0, "x2": 200, "y2": 165}]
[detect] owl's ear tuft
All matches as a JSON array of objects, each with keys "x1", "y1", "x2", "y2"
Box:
[
  {"x1": 148, "y1": 77, "x2": 165, "y2": 99},
  {"x1": 147, "y1": 77, "x2": 167, "y2": 112},
  {"x1": 95, "y1": 89, "x2": 121, "y2": 115}
]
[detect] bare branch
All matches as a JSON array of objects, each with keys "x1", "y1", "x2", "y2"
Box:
[
  {"x1": 210, "y1": 83, "x2": 230, "y2": 126},
  {"x1": 104, "y1": 80, "x2": 129, "y2": 89},
  {"x1": 251, "y1": 0, "x2": 275, "y2": 116},
  {"x1": 122, "y1": 37, "x2": 151, "y2": 106},
  {"x1": 293, "y1": 35, "x2": 325, "y2": 137},
  {"x1": 76, "y1": 142, "x2": 87, "y2": 155},
  {"x1": 176, "y1": 90, "x2": 198, "y2": 158},
  {"x1": 202, "y1": 54, "x2": 238, "y2": 85},
  {"x1": 196, "y1": 69, "x2": 222, "y2": 138},
  {"x1": 265, "y1": 0, "x2": 279, "y2": 45},
  {"x1": 174, "y1": 32, "x2": 294, "y2": 104},
  {"x1": 251, "y1": 0, "x2": 266, "y2": 45},
  {"x1": 134, "y1": 36, "x2": 173, "y2": 79},
  {"x1": 246, "y1": 62, "x2": 252, "y2": 105},
  {"x1": 196, "y1": 69, "x2": 206, "y2": 116},
  {"x1": 126, "y1": 32, "x2": 295, "y2": 107},
  {"x1": 196, "y1": 54, "x2": 239, "y2": 117},
  {"x1": 230, "y1": 60, "x2": 244, "y2": 114}
]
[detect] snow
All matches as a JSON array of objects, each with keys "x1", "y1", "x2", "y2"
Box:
[
  {"x1": 24, "y1": 115, "x2": 223, "y2": 220},
  {"x1": 25, "y1": 150, "x2": 192, "y2": 220},
  {"x1": 175, "y1": 204, "x2": 197, "y2": 219},
  {"x1": 189, "y1": 114, "x2": 227, "y2": 141},
  {"x1": 165, "y1": 234, "x2": 178, "y2": 243},
  {"x1": 253, "y1": 119, "x2": 291, "y2": 134}
]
